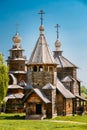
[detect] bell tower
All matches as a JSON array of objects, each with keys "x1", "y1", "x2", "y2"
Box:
[
  {"x1": 7, "y1": 31, "x2": 27, "y2": 85},
  {"x1": 27, "y1": 10, "x2": 57, "y2": 88}
]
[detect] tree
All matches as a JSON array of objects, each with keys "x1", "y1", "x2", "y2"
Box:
[
  {"x1": 0, "y1": 53, "x2": 9, "y2": 112},
  {"x1": 81, "y1": 85, "x2": 87, "y2": 99}
]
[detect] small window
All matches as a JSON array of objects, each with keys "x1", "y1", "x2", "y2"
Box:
[
  {"x1": 33, "y1": 66, "x2": 37, "y2": 72},
  {"x1": 44, "y1": 66, "x2": 48, "y2": 71},
  {"x1": 16, "y1": 54, "x2": 18, "y2": 58},
  {"x1": 14, "y1": 53, "x2": 18, "y2": 58},
  {"x1": 49, "y1": 67, "x2": 53, "y2": 72},
  {"x1": 20, "y1": 65, "x2": 23, "y2": 69},
  {"x1": 39, "y1": 65, "x2": 43, "y2": 71}
]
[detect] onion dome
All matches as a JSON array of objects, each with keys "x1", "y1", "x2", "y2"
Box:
[
  {"x1": 12, "y1": 33, "x2": 21, "y2": 44},
  {"x1": 39, "y1": 25, "x2": 44, "y2": 35},
  {"x1": 55, "y1": 39, "x2": 61, "y2": 51}
]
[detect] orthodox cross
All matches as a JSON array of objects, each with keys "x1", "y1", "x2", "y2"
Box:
[
  {"x1": 55, "y1": 24, "x2": 60, "y2": 40},
  {"x1": 39, "y1": 10, "x2": 45, "y2": 25}
]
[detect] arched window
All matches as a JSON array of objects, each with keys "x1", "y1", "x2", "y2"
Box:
[
  {"x1": 33, "y1": 65, "x2": 37, "y2": 72},
  {"x1": 39, "y1": 65, "x2": 43, "y2": 71}
]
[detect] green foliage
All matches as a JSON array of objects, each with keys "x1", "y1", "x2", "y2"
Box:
[
  {"x1": 0, "y1": 113, "x2": 25, "y2": 120},
  {"x1": 81, "y1": 85, "x2": 87, "y2": 98},
  {"x1": 0, "y1": 54, "x2": 4, "y2": 64},
  {"x1": 0, "y1": 53, "x2": 9, "y2": 106}
]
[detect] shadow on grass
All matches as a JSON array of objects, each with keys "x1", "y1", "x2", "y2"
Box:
[{"x1": 0, "y1": 113, "x2": 25, "y2": 120}]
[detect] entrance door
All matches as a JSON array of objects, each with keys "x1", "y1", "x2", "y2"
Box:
[{"x1": 36, "y1": 104, "x2": 42, "y2": 114}]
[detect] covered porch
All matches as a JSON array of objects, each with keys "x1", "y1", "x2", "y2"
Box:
[
  {"x1": 23, "y1": 88, "x2": 51, "y2": 119},
  {"x1": 74, "y1": 95, "x2": 87, "y2": 115}
]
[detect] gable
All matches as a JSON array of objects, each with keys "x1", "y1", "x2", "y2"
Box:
[
  {"x1": 26, "y1": 92, "x2": 42, "y2": 103},
  {"x1": 23, "y1": 88, "x2": 51, "y2": 104}
]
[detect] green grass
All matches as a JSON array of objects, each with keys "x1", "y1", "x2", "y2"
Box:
[
  {"x1": 0, "y1": 120, "x2": 87, "y2": 130},
  {"x1": 53, "y1": 115, "x2": 87, "y2": 123},
  {"x1": 0, "y1": 114, "x2": 87, "y2": 130}
]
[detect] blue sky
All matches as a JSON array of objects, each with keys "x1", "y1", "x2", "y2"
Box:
[{"x1": 0, "y1": 0, "x2": 87, "y2": 86}]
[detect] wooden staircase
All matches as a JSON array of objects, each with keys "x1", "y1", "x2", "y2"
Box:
[{"x1": 25, "y1": 114, "x2": 42, "y2": 120}]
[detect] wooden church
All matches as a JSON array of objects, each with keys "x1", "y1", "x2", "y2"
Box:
[{"x1": 5, "y1": 10, "x2": 87, "y2": 119}]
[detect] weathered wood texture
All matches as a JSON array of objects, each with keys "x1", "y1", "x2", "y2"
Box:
[
  {"x1": 27, "y1": 71, "x2": 56, "y2": 89},
  {"x1": 7, "y1": 88, "x2": 23, "y2": 94},
  {"x1": 6, "y1": 99, "x2": 24, "y2": 113},
  {"x1": 57, "y1": 67, "x2": 77, "y2": 80},
  {"x1": 56, "y1": 93, "x2": 64, "y2": 115},
  {"x1": 66, "y1": 99, "x2": 73, "y2": 115}
]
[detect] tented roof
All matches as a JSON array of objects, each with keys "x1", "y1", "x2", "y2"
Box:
[
  {"x1": 27, "y1": 27, "x2": 56, "y2": 65},
  {"x1": 53, "y1": 51, "x2": 77, "y2": 68}
]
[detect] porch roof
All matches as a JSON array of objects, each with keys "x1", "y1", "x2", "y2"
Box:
[
  {"x1": 5, "y1": 93, "x2": 24, "y2": 101},
  {"x1": 43, "y1": 83, "x2": 55, "y2": 90},
  {"x1": 23, "y1": 88, "x2": 51, "y2": 104},
  {"x1": 34, "y1": 89, "x2": 51, "y2": 103},
  {"x1": 56, "y1": 78, "x2": 75, "y2": 98},
  {"x1": 76, "y1": 95, "x2": 87, "y2": 101},
  {"x1": 8, "y1": 84, "x2": 23, "y2": 89}
]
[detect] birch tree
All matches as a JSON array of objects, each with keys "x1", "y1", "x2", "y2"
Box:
[{"x1": 0, "y1": 53, "x2": 9, "y2": 112}]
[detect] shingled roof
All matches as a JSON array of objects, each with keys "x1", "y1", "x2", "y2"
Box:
[
  {"x1": 27, "y1": 25, "x2": 56, "y2": 65},
  {"x1": 8, "y1": 84, "x2": 23, "y2": 89},
  {"x1": 43, "y1": 83, "x2": 55, "y2": 90},
  {"x1": 55, "y1": 55, "x2": 77, "y2": 68},
  {"x1": 23, "y1": 88, "x2": 51, "y2": 104},
  {"x1": 5, "y1": 93, "x2": 24, "y2": 101},
  {"x1": 34, "y1": 88, "x2": 51, "y2": 103},
  {"x1": 53, "y1": 47, "x2": 77, "y2": 69},
  {"x1": 56, "y1": 78, "x2": 75, "y2": 98},
  {"x1": 61, "y1": 76, "x2": 73, "y2": 82}
]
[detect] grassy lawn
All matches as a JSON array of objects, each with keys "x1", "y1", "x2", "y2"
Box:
[
  {"x1": 0, "y1": 113, "x2": 87, "y2": 130},
  {"x1": 53, "y1": 115, "x2": 87, "y2": 123}
]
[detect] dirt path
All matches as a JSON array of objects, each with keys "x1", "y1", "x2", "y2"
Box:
[{"x1": 44, "y1": 120, "x2": 87, "y2": 124}]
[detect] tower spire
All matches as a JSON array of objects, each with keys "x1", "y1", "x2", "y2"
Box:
[
  {"x1": 55, "y1": 24, "x2": 60, "y2": 40},
  {"x1": 54, "y1": 24, "x2": 61, "y2": 51},
  {"x1": 39, "y1": 10, "x2": 45, "y2": 35},
  {"x1": 38, "y1": 10, "x2": 45, "y2": 25}
]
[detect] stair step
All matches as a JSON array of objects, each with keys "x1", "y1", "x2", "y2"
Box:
[{"x1": 25, "y1": 114, "x2": 42, "y2": 120}]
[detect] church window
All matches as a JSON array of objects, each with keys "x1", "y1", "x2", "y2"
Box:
[
  {"x1": 49, "y1": 66, "x2": 53, "y2": 72},
  {"x1": 16, "y1": 54, "x2": 18, "y2": 58},
  {"x1": 33, "y1": 65, "x2": 37, "y2": 72},
  {"x1": 14, "y1": 53, "x2": 18, "y2": 58},
  {"x1": 39, "y1": 65, "x2": 43, "y2": 71},
  {"x1": 20, "y1": 65, "x2": 23, "y2": 69},
  {"x1": 44, "y1": 66, "x2": 48, "y2": 71}
]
